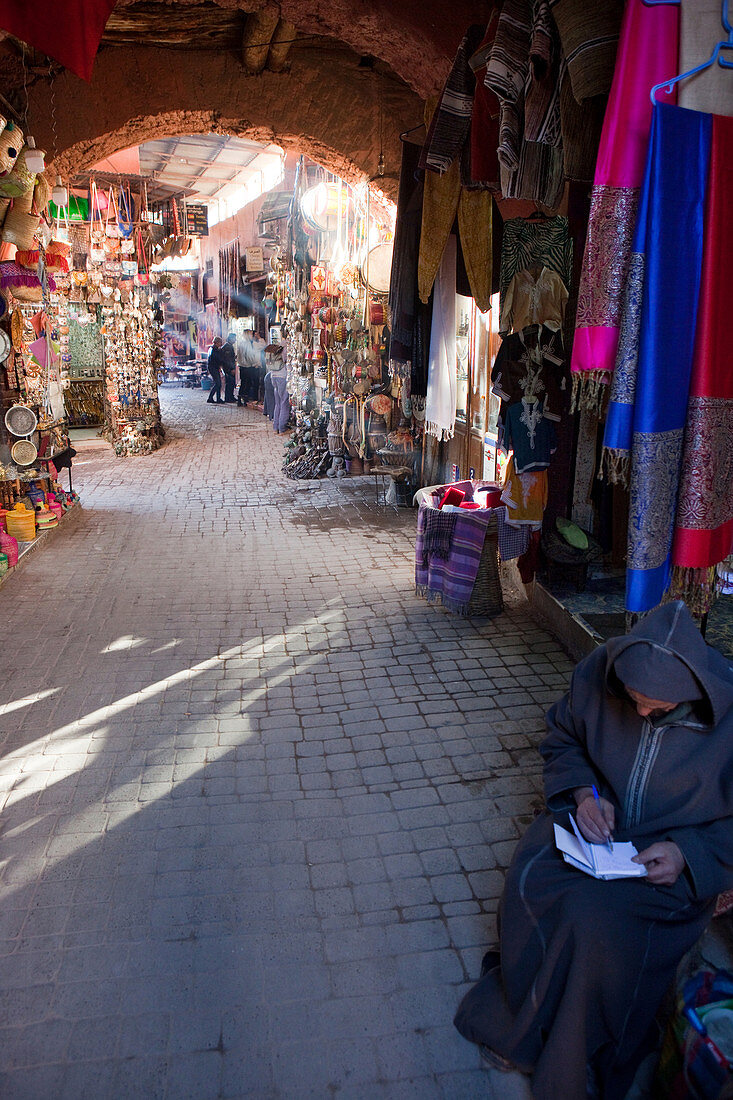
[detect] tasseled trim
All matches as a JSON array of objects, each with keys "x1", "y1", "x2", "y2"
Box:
[
  {"x1": 416, "y1": 584, "x2": 470, "y2": 616},
  {"x1": 599, "y1": 447, "x2": 630, "y2": 487},
  {"x1": 669, "y1": 565, "x2": 719, "y2": 617},
  {"x1": 0, "y1": 262, "x2": 56, "y2": 291},
  {"x1": 569, "y1": 370, "x2": 611, "y2": 416},
  {"x1": 425, "y1": 421, "x2": 455, "y2": 442}
]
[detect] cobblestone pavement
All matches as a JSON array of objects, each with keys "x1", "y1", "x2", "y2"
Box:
[{"x1": 0, "y1": 388, "x2": 574, "y2": 1099}]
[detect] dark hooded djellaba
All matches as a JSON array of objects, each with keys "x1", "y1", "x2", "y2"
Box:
[{"x1": 455, "y1": 600, "x2": 733, "y2": 1099}]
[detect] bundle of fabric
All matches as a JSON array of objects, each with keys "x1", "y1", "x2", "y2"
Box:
[
  {"x1": 569, "y1": 0, "x2": 679, "y2": 413},
  {"x1": 602, "y1": 104, "x2": 733, "y2": 615},
  {"x1": 415, "y1": 502, "x2": 494, "y2": 615}
]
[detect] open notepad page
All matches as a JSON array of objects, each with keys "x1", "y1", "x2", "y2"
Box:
[{"x1": 553, "y1": 817, "x2": 647, "y2": 880}]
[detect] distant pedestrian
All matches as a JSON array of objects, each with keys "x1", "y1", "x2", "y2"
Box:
[
  {"x1": 206, "y1": 337, "x2": 224, "y2": 404},
  {"x1": 221, "y1": 334, "x2": 237, "y2": 403},
  {"x1": 267, "y1": 344, "x2": 290, "y2": 434},
  {"x1": 237, "y1": 330, "x2": 261, "y2": 407}
]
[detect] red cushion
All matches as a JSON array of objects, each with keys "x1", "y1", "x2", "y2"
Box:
[{"x1": 439, "y1": 486, "x2": 466, "y2": 509}]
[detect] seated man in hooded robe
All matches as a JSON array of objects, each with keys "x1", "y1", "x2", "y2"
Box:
[{"x1": 455, "y1": 600, "x2": 733, "y2": 1100}]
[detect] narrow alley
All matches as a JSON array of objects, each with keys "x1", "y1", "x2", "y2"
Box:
[{"x1": 0, "y1": 389, "x2": 573, "y2": 1099}]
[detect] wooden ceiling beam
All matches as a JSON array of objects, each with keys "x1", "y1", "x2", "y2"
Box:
[{"x1": 241, "y1": 4, "x2": 280, "y2": 74}]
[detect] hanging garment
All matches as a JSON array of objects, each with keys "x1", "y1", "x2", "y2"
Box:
[
  {"x1": 484, "y1": 0, "x2": 565, "y2": 209},
  {"x1": 388, "y1": 140, "x2": 423, "y2": 372},
  {"x1": 671, "y1": 112, "x2": 733, "y2": 611},
  {"x1": 503, "y1": 399, "x2": 557, "y2": 473},
  {"x1": 421, "y1": 24, "x2": 487, "y2": 175},
  {"x1": 499, "y1": 216, "x2": 572, "y2": 321},
  {"x1": 495, "y1": 505, "x2": 531, "y2": 560},
  {"x1": 603, "y1": 103, "x2": 711, "y2": 615},
  {"x1": 491, "y1": 325, "x2": 565, "y2": 422},
  {"x1": 548, "y1": 0, "x2": 624, "y2": 103},
  {"x1": 500, "y1": 456, "x2": 548, "y2": 528},
  {"x1": 569, "y1": 0, "x2": 679, "y2": 413},
  {"x1": 500, "y1": 266, "x2": 568, "y2": 334},
  {"x1": 468, "y1": 17, "x2": 502, "y2": 190},
  {"x1": 425, "y1": 236, "x2": 457, "y2": 442},
  {"x1": 417, "y1": 151, "x2": 492, "y2": 313}
]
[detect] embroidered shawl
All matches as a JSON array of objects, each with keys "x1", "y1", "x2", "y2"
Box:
[
  {"x1": 569, "y1": 0, "x2": 679, "y2": 414},
  {"x1": 671, "y1": 112, "x2": 733, "y2": 612},
  {"x1": 602, "y1": 104, "x2": 711, "y2": 614}
]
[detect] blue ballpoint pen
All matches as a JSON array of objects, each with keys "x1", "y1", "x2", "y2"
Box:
[{"x1": 591, "y1": 784, "x2": 613, "y2": 852}]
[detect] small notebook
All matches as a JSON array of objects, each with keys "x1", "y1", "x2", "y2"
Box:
[{"x1": 553, "y1": 816, "x2": 647, "y2": 880}]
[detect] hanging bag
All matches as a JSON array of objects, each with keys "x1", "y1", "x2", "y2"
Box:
[{"x1": 118, "y1": 184, "x2": 134, "y2": 241}]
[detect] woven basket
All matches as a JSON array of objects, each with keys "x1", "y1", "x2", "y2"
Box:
[
  {"x1": 6, "y1": 503, "x2": 36, "y2": 540},
  {"x1": 377, "y1": 448, "x2": 413, "y2": 469},
  {"x1": 467, "y1": 512, "x2": 504, "y2": 617},
  {"x1": 2, "y1": 193, "x2": 40, "y2": 250}
]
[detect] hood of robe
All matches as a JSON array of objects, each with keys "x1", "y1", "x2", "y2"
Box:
[{"x1": 605, "y1": 600, "x2": 733, "y2": 726}]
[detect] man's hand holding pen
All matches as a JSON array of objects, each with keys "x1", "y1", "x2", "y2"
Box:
[{"x1": 574, "y1": 785, "x2": 615, "y2": 848}]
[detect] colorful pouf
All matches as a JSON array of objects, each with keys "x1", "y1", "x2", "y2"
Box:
[{"x1": 5, "y1": 502, "x2": 35, "y2": 541}]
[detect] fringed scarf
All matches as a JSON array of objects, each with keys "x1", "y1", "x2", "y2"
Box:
[
  {"x1": 671, "y1": 112, "x2": 733, "y2": 613},
  {"x1": 602, "y1": 104, "x2": 711, "y2": 615},
  {"x1": 569, "y1": 0, "x2": 679, "y2": 415},
  {"x1": 425, "y1": 236, "x2": 457, "y2": 442}
]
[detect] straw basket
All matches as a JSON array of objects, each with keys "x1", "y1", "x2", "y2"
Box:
[
  {"x1": 467, "y1": 511, "x2": 503, "y2": 617},
  {"x1": 5, "y1": 502, "x2": 36, "y2": 540}
]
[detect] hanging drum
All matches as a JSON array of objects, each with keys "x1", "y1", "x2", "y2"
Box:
[
  {"x1": 361, "y1": 241, "x2": 393, "y2": 294},
  {"x1": 300, "y1": 183, "x2": 350, "y2": 232}
]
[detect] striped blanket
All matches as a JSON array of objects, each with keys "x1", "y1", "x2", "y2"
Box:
[{"x1": 415, "y1": 504, "x2": 491, "y2": 615}]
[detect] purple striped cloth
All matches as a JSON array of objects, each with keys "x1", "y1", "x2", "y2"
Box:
[{"x1": 415, "y1": 503, "x2": 493, "y2": 615}]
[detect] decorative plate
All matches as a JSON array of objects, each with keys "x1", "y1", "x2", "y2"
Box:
[
  {"x1": 5, "y1": 404, "x2": 37, "y2": 437},
  {"x1": 0, "y1": 327, "x2": 9, "y2": 363},
  {"x1": 11, "y1": 438, "x2": 37, "y2": 465}
]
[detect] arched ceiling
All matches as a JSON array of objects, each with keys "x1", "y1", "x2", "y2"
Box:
[{"x1": 7, "y1": 0, "x2": 491, "y2": 195}]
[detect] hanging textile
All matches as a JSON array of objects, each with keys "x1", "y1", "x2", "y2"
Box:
[
  {"x1": 421, "y1": 25, "x2": 486, "y2": 176},
  {"x1": 548, "y1": 0, "x2": 624, "y2": 103},
  {"x1": 499, "y1": 216, "x2": 572, "y2": 320},
  {"x1": 468, "y1": 17, "x2": 502, "y2": 190},
  {"x1": 425, "y1": 236, "x2": 457, "y2": 442},
  {"x1": 0, "y1": 0, "x2": 117, "y2": 81},
  {"x1": 602, "y1": 104, "x2": 711, "y2": 615},
  {"x1": 671, "y1": 112, "x2": 733, "y2": 611},
  {"x1": 484, "y1": 0, "x2": 565, "y2": 209},
  {"x1": 417, "y1": 153, "x2": 492, "y2": 313},
  {"x1": 569, "y1": 0, "x2": 679, "y2": 413},
  {"x1": 388, "y1": 141, "x2": 423, "y2": 374}
]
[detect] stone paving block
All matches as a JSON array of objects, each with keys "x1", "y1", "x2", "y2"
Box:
[{"x1": 0, "y1": 390, "x2": 578, "y2": 1096}]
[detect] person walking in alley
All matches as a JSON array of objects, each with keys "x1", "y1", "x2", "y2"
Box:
[
  {"x1": 267, "y1": 343, "x2": 291, "y2": 433},
  {"x1": 455, "y1": 600, "x2": 733, "y2": 1100},
  {"x1": 221, "y1": 333, "x2": 238, "y2": 403},
  {"x1": 206, "y1": 337, "x2": 224, "y2": 404},
  {"x1": 237, "y1": 329, "x2": 261, "y2": 407}
]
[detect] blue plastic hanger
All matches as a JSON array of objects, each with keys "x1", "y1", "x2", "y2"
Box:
[{"x1": 650, "y1": 0, "x2": 733, "y2": 103}]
